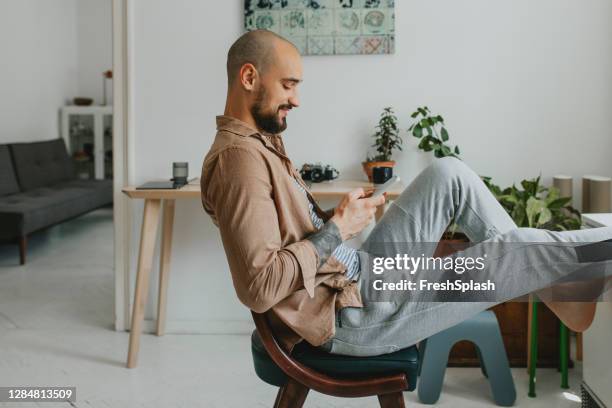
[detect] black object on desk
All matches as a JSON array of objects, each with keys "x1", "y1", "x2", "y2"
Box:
[
  {"x1": 136, "y1": 181, "x2": 180, "y2": 190},
  {"x1": 136, "y1": 177, "x2": 197, "y2": 190}
]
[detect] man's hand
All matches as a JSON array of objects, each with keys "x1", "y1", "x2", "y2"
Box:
[{"x1": 330, "y1": 188, "x2": 387, "y2": 241}]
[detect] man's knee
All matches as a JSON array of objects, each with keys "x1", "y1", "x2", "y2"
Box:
[{"x1": 427, "y1": 156, "x2": 472, "y2": 182}]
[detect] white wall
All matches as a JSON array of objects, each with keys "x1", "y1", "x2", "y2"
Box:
[
  {"x1": 128, "y1": 0, "x2": 612, "y2": 333},
  {"x1": 0, "y1": 0, "x2": 79, "y2": 143},
  {"x1": 0, "y1": 0, "x2": 112, "y2": 144},
  {"x1": 77, "y1": 0, "x2": 113, "y2": 105}
]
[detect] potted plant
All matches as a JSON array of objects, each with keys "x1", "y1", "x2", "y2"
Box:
[
  {"x1": 408, "y1": 106, "x2": 460, "y2": 159},
  {"x1": 482, "y1": 176, "x2": 581, "y2": 230},
  {"x1": 362, "y1": 107, "x2": 403, "y2": 182},
  {"x1": 407, "y1": 106, "x2": 464, "y2": 240}
]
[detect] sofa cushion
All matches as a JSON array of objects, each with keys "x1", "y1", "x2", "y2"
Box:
[
  {"x1": 0, "y1": 179, "x2": 112, "y2": 238},
  {"x1": 9, "y1": 139, "x2": 75, "y2": 191},
  {"x1": 0, "y1": 145, "x2": 20, "y2": 197}
]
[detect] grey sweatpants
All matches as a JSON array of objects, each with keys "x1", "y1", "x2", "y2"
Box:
[{"x1": 319, "y1": 157, "x2": 612, "y2": 356}]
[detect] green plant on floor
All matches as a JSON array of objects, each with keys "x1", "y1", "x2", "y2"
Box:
[
  {"x1": 366, "y1": 107, "x2": 403, "y2": 162},
  {"x1": 408, "y1": 106, "x2": 461, "y2": 159},
  {"x1": 481, "y1": 175, "x2": 582, "y2": 231}
]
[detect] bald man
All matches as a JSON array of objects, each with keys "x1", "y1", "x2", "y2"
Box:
[{"x1": 201, "y1": 30, "x2": 612, "y2": 356}]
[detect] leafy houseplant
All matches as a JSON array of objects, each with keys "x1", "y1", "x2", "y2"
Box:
[
  {"x1": 482, "y1": 176, "x2": 582, "y2": 231},
  {"x1": 362, "y1": 107, "x2": 403, "y2": 182},
  {"x1": 409, "y1": 106, "x2": 460, "y2": 159},
  {"x1": 406, "y1": 105, "x2": 581, "y2": 233}
]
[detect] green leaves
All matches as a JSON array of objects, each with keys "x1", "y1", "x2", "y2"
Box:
[
  {"x1": 440, "y1": 127, "x2": 449, "y2": 141},
  {"x1": 408, "y1": 106, "x2": 460, "y2": 160},
  {"x1": 413, "y1": 124, "x2": 423, "y2": 138},
  {"x1": 482, "y1": 175, "x2": 581, "y2": 231},
  {"x1": 367, "y1": 107, "x2": 403, "y2": 162},
  {"x1": 526, "y1": 197, "x2": 545, "y2": 227}
]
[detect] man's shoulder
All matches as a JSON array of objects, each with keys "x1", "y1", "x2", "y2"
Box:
[
  {"x1": 201, "y1": 131, "x2": 272, "y2": 196},
  {"x1": 203, "y1": 131, "x2": 270, "y2": 173}
]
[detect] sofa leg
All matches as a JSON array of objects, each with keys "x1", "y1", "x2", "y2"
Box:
[
  {"x1": 378, "y1": 391, "x2": 406, "y2": 408},
  {"x1": 18, "y1": 236, "x2": 27, "y2": 265},
  {"x1": 273, "y1": 378, "x2": 309, "y2": 408}
]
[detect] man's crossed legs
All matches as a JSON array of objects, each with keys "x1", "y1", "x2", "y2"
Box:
[{"x1": 321, "y1": 157, "x2": 612, "y2": 356}]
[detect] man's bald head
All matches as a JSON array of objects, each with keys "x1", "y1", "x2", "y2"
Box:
[
  {"x1": 226, "y1": 30, "x2": 297, "y2": 86},
  {"x1": 224, "y1": 30, "x2": 302, "y2": 135}
]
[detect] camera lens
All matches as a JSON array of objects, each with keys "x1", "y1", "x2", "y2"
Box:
[{"x1": 311, "y1": 168, "x2": 323, "y2": 182}]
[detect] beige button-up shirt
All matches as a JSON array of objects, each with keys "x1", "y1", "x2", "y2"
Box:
[{"x1": 201, "y1": 115, "x2": 363, "y2": 352}]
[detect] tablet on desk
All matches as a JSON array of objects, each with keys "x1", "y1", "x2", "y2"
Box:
[
  {"x1": 136, "y1": 177, "x2": 198, "y2": 190},
  {"x1": 136, "y1": 181, "x2": 178, "y2": 190}
]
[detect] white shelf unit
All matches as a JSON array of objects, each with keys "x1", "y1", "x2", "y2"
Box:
[{"x1": 60, "y1": 105, "x2": 113, "y2": 180}]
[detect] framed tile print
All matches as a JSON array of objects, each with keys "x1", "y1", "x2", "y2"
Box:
[{"x1": 244, "y1": 0, "x2": 395, "y2": 55}]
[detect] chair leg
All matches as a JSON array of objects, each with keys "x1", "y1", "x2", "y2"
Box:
[
  {"x1": 18, "y1": 236, "x2": 26, "y2": 265},
  {"x1": 273, "y1": 378, "x2": 309, "y2": 408},
  {"x1": 378, "y1": 391, "x2": 406, "y2": 408}
]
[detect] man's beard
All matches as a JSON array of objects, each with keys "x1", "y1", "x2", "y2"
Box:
[{"x1": 251, "y1": 86, "x2": 289, "y2": 134}]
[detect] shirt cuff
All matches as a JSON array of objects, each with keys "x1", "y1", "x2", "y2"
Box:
[{"x1": 286, "y1": 240, "x2": 320, "y2": 298}]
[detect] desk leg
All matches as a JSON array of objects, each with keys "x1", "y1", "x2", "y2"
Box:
[
  {"x1": 127, "y1": 198, "x2": 161, "y2": 368},
  {"x1": 156, "y1": 199, "x2": 175, "y2": 336}
]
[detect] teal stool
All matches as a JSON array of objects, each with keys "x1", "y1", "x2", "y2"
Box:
[{"x1": 418, "y1": 311, "x2": 516, "y2": 406}]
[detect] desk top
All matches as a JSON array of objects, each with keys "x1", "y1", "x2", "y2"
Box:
[
  {"x1": 122, "y1": 178, "x2": 405, "y2": 200},
  {"x1": 582, "y1": 213, "x2": 612, "y2": 228}
]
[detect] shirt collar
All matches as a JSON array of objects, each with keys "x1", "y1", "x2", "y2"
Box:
[
  {"x1": 215, "y1": 115, "x2": 290, "y2": 160},
  {"x1": 216, "y1": 115, "x2": 259, "y2": 137}
]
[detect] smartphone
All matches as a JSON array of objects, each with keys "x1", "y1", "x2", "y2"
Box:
[{"x1": 371, "y1": 176, "x2": 400, "y2": 198}]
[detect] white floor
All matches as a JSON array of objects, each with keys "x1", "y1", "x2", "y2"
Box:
[{"x1": 0, "y1": 208, "x2": 585, "y2": 407}]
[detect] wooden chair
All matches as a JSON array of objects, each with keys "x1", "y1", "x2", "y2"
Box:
[{"x1": 250, "y1": 311, "x2": 419, "y2": 408}]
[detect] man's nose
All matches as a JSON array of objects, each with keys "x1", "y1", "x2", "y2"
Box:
[{"x1": 289, "y1": 94, "x2": 300, "y2": 108}]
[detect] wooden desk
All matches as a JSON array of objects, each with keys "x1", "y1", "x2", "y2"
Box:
[{"x1": 122, "y1": 179, "x2": 405, "y2": 368}]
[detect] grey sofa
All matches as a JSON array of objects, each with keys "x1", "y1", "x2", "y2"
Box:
[{"x1": 0, "y1": 139, "x2": 113, "y2": 264}]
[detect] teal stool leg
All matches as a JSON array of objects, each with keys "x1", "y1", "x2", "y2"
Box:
[
  {"x1": 418, "y1": 311, "x2": 516, "y2": 406},
  {"x1": 475, "y1": 327, "x2": 516, "y2": 406},
  {"x1": 560, "y1": 321, "x2": 569, "y2": 389},
  {"x1": 528, "y1": 299, "x2": 539, "y2": 398},
  {"x1": 475, "y1": 346, "x2": 488, "y2": 378},
  {"x1": 418, "y1": 336, "x2": 453, "y2": 404}
]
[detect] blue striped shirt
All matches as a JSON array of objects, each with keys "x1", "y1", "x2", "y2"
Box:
[{"x1": 291, "y1": 178, "x2": 361, "y2": 281}]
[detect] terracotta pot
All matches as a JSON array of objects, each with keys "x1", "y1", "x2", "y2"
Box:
[{"x1": 362, "y1": 160, "x2": 395, "y2": 182}]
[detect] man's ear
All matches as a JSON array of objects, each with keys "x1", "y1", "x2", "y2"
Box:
[{"x1": 239, "y1": 63, "x2": 258, "y2": 91}]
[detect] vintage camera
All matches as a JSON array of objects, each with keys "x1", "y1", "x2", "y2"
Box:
[{"x1": 299, "y1": 163, "x2": 339, "y2": 183}]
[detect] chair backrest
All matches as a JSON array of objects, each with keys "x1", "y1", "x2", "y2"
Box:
[{"x1": 251, "y1": 311, "x2": 408, "y2": 398}]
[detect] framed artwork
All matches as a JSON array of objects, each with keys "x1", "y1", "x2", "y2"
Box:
[{"x1": 244, "y1": 0, "x2": 395, "y2": 56}]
